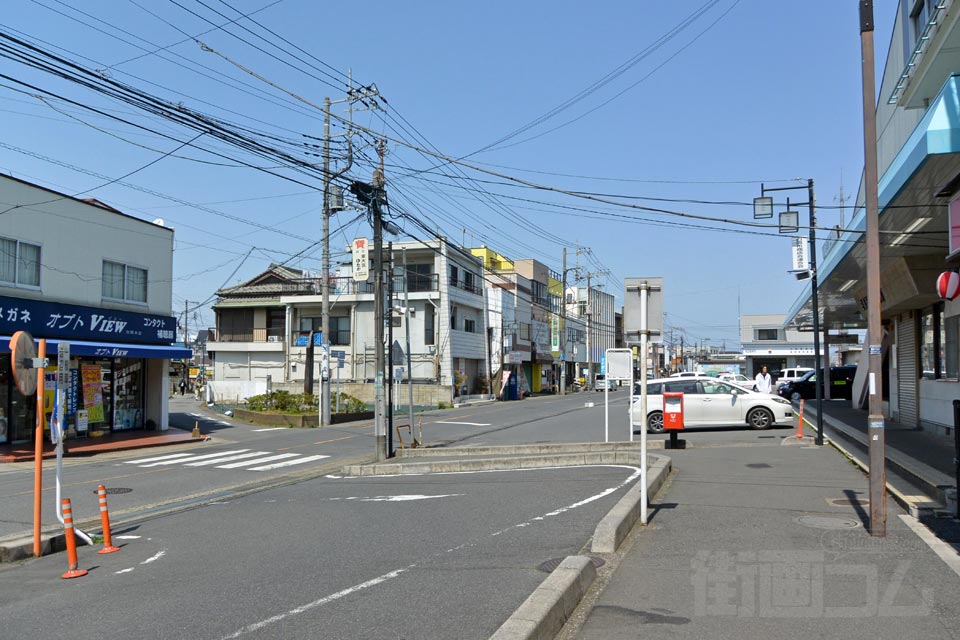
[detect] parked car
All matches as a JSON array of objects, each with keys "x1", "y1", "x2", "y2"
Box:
[
  {"x1": 594, "y1": 375, "x2": 618, "y2": 391},
  {"x1": 718, "y1": 372, "x2": 758, "y2": 391},
  {"x1": 774, "y1": 367, "x2": 814, "y2": 389},
  {"x1": 630, "y1": 376, "x2": 794, "y2": 432},
  {"x1": 777, "y1": 366, "x2": 857, "y2": 401},
  {"x1": 668, "y1": 371, "x2": 700, "y2": 378}
]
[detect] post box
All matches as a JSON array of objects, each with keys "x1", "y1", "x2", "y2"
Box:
[{"x1": 663, "y1": 392, "x2": 684, "y2": 430}]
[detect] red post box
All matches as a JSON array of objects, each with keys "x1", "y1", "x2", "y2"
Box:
[{"x1": 663, "y1": 392, "x2": 684, "y2": 430}]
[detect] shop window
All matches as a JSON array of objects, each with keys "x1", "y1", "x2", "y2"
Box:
[
  {"x1": 921, "y1": 304, "x2": 950, "y2": 379},
  {"x1": 0, "y1": 236, "x2": 41, "y2": 287},
  {"x1": 102, "y1": 260, "x2": 147, "y2": 303}
]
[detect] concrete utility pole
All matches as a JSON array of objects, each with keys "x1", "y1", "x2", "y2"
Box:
[
  {"x1": 372, "y1": 168, "x2": 386, "y2": 460},
  {"x1": 403, "y1": 247, "x2": 415, "y2": 442},
  {"x1": 560, "y1": 247, "x2": 567, "y2": 395},
  {"x1": 585, "y1": 272, "x2": 592, "y2": 391},
  {"x1": 860, "y1": 0, "x2": 886, "y2": 537}
]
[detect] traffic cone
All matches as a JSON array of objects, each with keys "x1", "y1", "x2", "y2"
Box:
[
  {"x1": 61, "y1": 498, "x2": 88, "y2": 579},
  {"x1": 96, "y1": 485, "x2": 120, "y2": 554}
]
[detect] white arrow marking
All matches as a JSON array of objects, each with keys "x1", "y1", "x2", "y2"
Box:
[{"x1": 141, "y1": 549, "x2": 166, "y2": 564}]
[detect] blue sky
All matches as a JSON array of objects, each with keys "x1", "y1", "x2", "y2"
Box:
[{"x1": 0, "y1": 1, "x2": 899, "y2": 349}]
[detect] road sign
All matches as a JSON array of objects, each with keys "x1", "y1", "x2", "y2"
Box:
[
  {"x1": 791, "y1": 237, "x2": 809, "y2": 271},
  {"x1": 604, "y1": 349, "x2": 632, "y2": 380},
  {"x1": 600, "y1": 355, "x2": 606, "y2": 375},
  {"x1": 352, "y1": 237, "x2": 370, "y2": 282},
  {"x1": 624, "y1": 277, "x2": 664, "y2": 344}
]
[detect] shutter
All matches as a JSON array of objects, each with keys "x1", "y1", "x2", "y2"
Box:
[{"x1": 897, "y1": 313, "x2": 918, "y2": 427}]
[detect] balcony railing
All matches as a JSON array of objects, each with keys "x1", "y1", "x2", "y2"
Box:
[
  {"x1": 332, "y1": 274, "x2": 438, "y2": 294},
  {"x1": 212, "y1": 327, "x2": 285, "y2": 343},
  {"x1": 449, "y1": 276, "x2": 483, "y2": 296}
]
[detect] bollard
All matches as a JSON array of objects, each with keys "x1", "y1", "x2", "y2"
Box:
[
  {"x1": 61, "y1": 498, "x2": 88, "y2": 579},
  {"x1": 96, "y1": 485, "x2": 120, "y2": 554},
  {"x1": 796, "y1": 399, "x2": 805, "y2": 438},
  {"x1": 192, "y1": 420, "x2": 201, "y2": 438}
]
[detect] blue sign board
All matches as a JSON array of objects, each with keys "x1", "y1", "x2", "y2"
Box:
[
  {"x1": 294, "y1": 332, "x2": 323, "y2": 347},
  {"x1": 0, "y1": 295, "x2": 177, "y2": 345},
  {"x1": 600, "y1": 355, "x2": 607, "y2": 375}
]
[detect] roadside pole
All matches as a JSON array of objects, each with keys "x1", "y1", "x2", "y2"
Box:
[
  {"x1": 404, "y1": 248, "x2": 415, "y2": 438},
  {"x1": 639, "y1": 284, "x2": 649, "y2": 524}
]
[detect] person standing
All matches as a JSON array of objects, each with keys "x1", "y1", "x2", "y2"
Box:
[
  {"x1": 755, "y1": 366, "x2": 772, "y2": 394},
  {"x1": 179, "y1": 378, "x2": 186, "y2": 396}
]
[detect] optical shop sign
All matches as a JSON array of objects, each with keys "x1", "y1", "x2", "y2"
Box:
[{"x1": 0, "y1": 295, "x2": 177, "y2": 344}]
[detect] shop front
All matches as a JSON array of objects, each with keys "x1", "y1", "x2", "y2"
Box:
[{"x1": 0, "y1": 295, "x2": 189, "y2": 445}]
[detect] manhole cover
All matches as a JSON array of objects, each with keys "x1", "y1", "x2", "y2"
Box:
[
  {"x1": 795, "y1": 515, "x2": 860, "y2": 530},
  {"x1": 94, "y1": 487, "x2": 132, "y2": 495},
  {"x1": 826, "y1": 498, "x2": 869, "y2": 507},
  {"x1": 537, "y1": 557, "x2": 605, "y2": 573},
  {"x1": 746, "y1": 463, "x2": 772, "y2": 469}
]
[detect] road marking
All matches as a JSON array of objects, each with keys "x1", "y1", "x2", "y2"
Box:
[
  {"x1": 252, "y1": 427, "x2": 287, "y2": 432},
  {"x1": 331, "y1": 494, "x2": 463, "y2": 502},
  {"x1": 141, "y1": 549, "x2": 166, "y2": 564},
  {"x1": 136, "y1": 450, "x2": 251, "y2": 467},
  {"x1": 248, "y1": 454, "x2": 330, "y2": 471},
  {"x1": 220, "y1": 565, "x2": 414, "y2": 639},
  {"x1": 185, "y1": 451, "x2": 271, "y2": 466},
  {"x1": 124, "y1": 453, "x2": 196, "y2": 465},
  {"x1": 216, "y1": 453, "x2": 299, "y2": 469},
  {"x1": 434, "y1": 421, "x2": 491, "y2": 426},
  {"x1": 115, "y1": 568, "x2": 135, "y2": 575},
  {"x1": 115, "y1": 535, "x2": 140, "y2": 540}
]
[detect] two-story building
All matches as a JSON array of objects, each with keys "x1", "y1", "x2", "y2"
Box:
[
  {"x1": 207, "y1": 238, "x2": 489, "y2": 405},
  {"x1": 0, "y1": 174, "x2": 189, "y2": 446},
  {"x1": 741, "y1": 314, "x2": 827, "y2": 379}
]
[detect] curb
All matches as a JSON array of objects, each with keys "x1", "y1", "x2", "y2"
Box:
[
  {"x1": 591, "y1": 454, "x2": 672, "y2": 553},
  {"x1": 489, "y1": 556, "x2": 597, "y2": 640},
  {"x1": 342, "y1": 450, "x2": 656, "y2": 476},
  {"x1": 396, "y1": 441, "x2": 662, "y2": 458}
]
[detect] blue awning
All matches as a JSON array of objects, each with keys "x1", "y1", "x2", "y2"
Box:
[{"x1": 2, "y1": 336, "x2": 192, "y2": 359}]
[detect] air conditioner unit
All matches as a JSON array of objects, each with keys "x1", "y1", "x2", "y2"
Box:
[{"x1": 267, "y1": 336, "x2": 281, "y2": 343}]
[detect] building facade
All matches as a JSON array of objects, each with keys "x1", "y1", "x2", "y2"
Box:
[
  {"x1": 786, "y1": 1, "x2": 960, "y2": 434},
  {"x1": 740, "y1": 314, "x2": 826, "y2": 378},
  {"x1": 208, "y1": 239, "x2": 489, "y2": 404},
  {"x1": 0, "y1": 175, "x2": 188, "y2": 445}
]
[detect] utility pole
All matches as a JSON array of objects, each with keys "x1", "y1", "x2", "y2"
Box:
[
  {"x1": 585, "y1": 271, "x2": 592, "y2": 391},
  {"x1": 860, "y1": 0, "x2": 886, "y2": 537},
  {"x1": 560, "y1": 247, "x2": 567, "y2": 395},
  {"x1": 403, "y1": 247, "x2": 415, "y2": 442},
  {"x1": 320, "y1": 80, "x2": 378, "y2": 426},
  {"x1": 183, "y1": 300, "x2": 189, "y2": 388},
  {"x1": 387, "y1": 241, "x2": 394, "y2": 457}
]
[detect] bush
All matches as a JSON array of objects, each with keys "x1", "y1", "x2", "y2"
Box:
[
  {"x1": 334, "y1": 392, "x2": 366, "y2": 414},
  {"x1": 246, "y1": 391, "x2": 317, "y2": 414}
]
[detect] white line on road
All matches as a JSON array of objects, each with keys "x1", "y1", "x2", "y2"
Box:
[
  {"x1": 247, "y1": 454, "x2": 330, "y2": 471},
  {"x1": 252, "y1": 427, "x2": 287, "y2": 432},
  {"x1": 220, "y1": 564, "x2": 414, "y2": 640},
  {"x1": 185, "y1": 451, "x2": 270, "y2": 466},
  {"x1": 114, "y1": 568, "x2": 135, "y2": 574},
  {"x1": 216, "y1": 453, "x2": 299, "y2": 469},
  {"x1": 330, "y1": 494, "x2": 463, "y2": 502},
  {"x1": 124, "y1": 452, "x2": 196, "y2": 465},
  {"x1": 433, "y1": 421, "x2": 491, "y2": 426},
  {"x1": 114, "y1": 535, "x2": 140, "y2": 540},
  {"x1": 136, "y1": 450, "x2": 250, "y2": 467},
  {"x1": 141, "y1": 549, "x2": 166, "y2": 564}
]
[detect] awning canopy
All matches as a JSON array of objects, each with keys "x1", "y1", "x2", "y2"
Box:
[
  {"x1": 2, "y1": 336, "x2": 192, "y2": 360},
  {"x1": 785, "y1": 74, "x2": 960, "y2": 330}
]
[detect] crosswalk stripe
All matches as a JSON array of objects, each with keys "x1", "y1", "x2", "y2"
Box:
[
  {"x1": 136, "y1": 450, "x2": 250, "y2": 467},
  {"x1": 248, "y1": 455, "x2": 330, "y2": 471},
  {"x1": 185, "y1": 451, "x2": 270, "y2": 467},
  {"x1": 216, "y1": 453, "x2": 299, "y2": 469},
  {"x1": 124, "y1": 453, "x2": 196, "y2": 465}
]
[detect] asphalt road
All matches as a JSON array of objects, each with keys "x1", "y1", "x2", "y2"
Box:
[{"x1": 1, "y1": 465, "x2": 639, "y2": 640}]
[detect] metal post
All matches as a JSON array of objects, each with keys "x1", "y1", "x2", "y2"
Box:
[
  {"x1": 585, "y1": 273, "x2": 592, "y2": 390},
  {"x1": 860, "y1": 0, "x2": 886, "y2": 537},
  {"x1": 639, "y1": 285, "x2": 649, "y2": 523},
  {"x1": 321, "y1": 96, "x2": 332, "y2": 427},
  {"x1": 403, "y1": 248, "x2": 415, "y2": 440},
  {"x1": 809, "y1": 179, "x2": 824, "y2": 446}
]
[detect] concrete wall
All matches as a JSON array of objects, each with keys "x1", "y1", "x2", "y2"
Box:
[{"x1": 275, "y1": 380, "x2": 453, "y2": 407}]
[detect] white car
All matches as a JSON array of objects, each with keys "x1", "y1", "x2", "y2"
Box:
[
  {"x1": 775, "y1": 367, "x2": 815, "y2": 389},
  {"x1": 668, "y1": 371, "x2": 700, "y2": 378},
  {"x1": 718, "y1": 373, "x2": 757, "y2": 391},
  {"x1": 630, "y1": 376, "x2": 794, "y2": 432}
]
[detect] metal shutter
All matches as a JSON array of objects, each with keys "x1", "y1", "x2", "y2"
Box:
[{"x1": 897, "y1": 313, "x2": 918, "y2": 427}]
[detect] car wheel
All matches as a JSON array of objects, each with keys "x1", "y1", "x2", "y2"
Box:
[
  {"x1": 647, "y1": 411, "x2": 665, "y2": 433},
  {"x1": 790, "y1": 391, "x2": 801, "y2": 402},
  {"x1": 747, "y1": 407, "x2": 774, "y2": 430}
]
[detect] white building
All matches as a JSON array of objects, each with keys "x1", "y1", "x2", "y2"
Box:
[
  {"x1": 740, "y1": 314, "x2": 827, "y2": 378},
  {"x1": 207, "y1": 239, "x2": 489, "y2": 403},
  {"x1": 0, "y1": 174, "x2": 188, "y2": 446},
  {"x1": 567, "y1": 285, "x2": 615, "y2": 386}
]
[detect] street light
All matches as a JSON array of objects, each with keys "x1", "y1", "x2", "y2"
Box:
[{"x1": 754, "y1": 180, "x2": 824, "y2": 446}]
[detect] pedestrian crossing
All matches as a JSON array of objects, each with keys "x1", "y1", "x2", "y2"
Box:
[{"x1": 123, "y1": 449, "x2": 330, "y2": 472}]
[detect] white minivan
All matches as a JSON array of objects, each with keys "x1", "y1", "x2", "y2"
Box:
[{"x1": 775, "y1": 367, "x2": 814, "y2": 389}]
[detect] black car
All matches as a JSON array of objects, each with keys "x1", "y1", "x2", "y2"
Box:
[{"x1": 777, "y1": 366, "x2": 857, "y2": 401}]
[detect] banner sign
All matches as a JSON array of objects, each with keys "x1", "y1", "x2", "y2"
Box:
[
  {"x1": 80, "y1": 364, "x2": 105, "y2": 424},
  {"x1": 0, "y1": 295, "x2": 176, "y2": 344}
]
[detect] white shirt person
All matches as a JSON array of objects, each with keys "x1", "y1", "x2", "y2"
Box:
[{"x1": 755, "y1": 366, "x2": 773, "y2": 393}]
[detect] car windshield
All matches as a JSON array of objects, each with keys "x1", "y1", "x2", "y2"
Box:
[{"x1": 799, "y1": 371, "x2": 816, "y2": 382}]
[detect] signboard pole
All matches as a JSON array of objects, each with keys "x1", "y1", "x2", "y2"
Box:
[
  {"x1": 33, "y1": 339, "x2": 46, "y2": 557},
  {"x1": 639, "y1": 285, "x2": 649, "y2": 525}
]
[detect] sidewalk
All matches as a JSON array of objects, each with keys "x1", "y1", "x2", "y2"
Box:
[
  {"x1": 571, "y1": 441, "x2": 960, "y2": 639},
  {"x1": 0, "y1": 427, "x2": 199, "y2": 463}
]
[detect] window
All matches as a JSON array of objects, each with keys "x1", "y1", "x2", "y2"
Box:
[
  {"x1": 946, "y1": 315, "x2": 959, "y2": 379},
  {"x1": 578, "y1": 301, "x2": 587, "y2": 316},
  {"x1": 450, "y1": 306, "x2": 458, "y2": 331},
  {"x1": 665, "y1": 381, "x2": 698, "y2": 394},
  {"x1": 407, "y1": 263, "x2": 433, "y2": 292},
  {"x1": 756, "y1": 329, "x2": 779, "y2": 341},
  {"x1": 532, "y1": 281, "x2": 547, "y2": 307},
  {"x1": 464, "y1": 271, "x2": 476, "y2": 293},
  {"x1": 921, "y1": 304, "x2": 947, "y2": 379},
  {"x1": 267, "y1": 308, "x2": 285, "y2": 339},
  {"x1": 449, "y1": 265, "x2": 459, "y2": 287},
  {"x1": 300, "y1": 316, "x2": 320, "y2": 333},
  {"x1": 0, "y1": 237, "x2": 41, "y2": 287},
  {"x1": 464, "y1": 318, "x2": 476, "y2": 333},
  {"x1": 700, "y1": 380, "x2": 734, "y2": 395},
  {"x1": 102, "y1": 260, "x2": 146, "y2": 302},
  {"x1": 519, "y1": 323, "x2": 531, "y2": 340},
  {"x1": 331, "y1": 316, "x2": 350, "y2": 345},
  {"x1": 425, "y1": 305, "x2": 435, "y2": 345}
]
